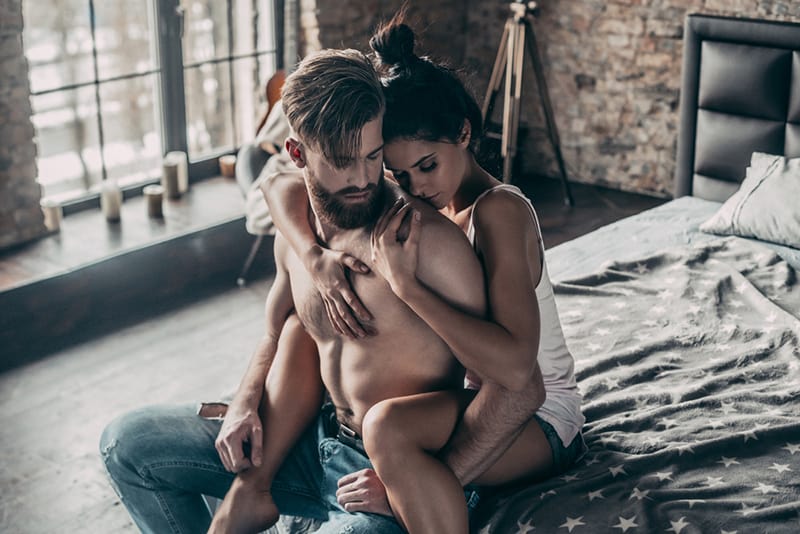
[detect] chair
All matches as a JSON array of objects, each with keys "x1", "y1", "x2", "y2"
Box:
[{"x1": 235, "y1": 70, "x2": 285, "y2": 286}]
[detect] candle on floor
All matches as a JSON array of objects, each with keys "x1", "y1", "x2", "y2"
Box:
[
  {"x1": 143, "y1": 184, "x2": 164, "y2": 218},
  {"x1": 40, "y1": 198, "x2": 62, "y2": 232},
  {"x1": 100, "y1": 181, "x2": 122, "y2": 222},
  {"x1": 219, "y1": 154, "x2": 237, "y2": 178},
  {"x1": 165, "y1": 151, "x2": 189, "y2": 193}
]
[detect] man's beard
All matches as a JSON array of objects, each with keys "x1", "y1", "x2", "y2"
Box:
[{"x1": 307, "y1": 173, "x2": 386, "y2": 230}]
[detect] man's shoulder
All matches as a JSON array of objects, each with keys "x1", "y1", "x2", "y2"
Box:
[{"x1": 386, "y1": 185, "x2": 459, "y2": 234}]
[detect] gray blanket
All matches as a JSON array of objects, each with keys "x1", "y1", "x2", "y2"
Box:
[{"x1": 476, "y1": 237, "x2": 800, "y2": 533}]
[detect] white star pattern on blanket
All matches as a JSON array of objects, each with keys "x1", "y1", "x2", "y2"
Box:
[
  {"x1": 612, "y1": 515, "x2": 637, "y2": 532},
  {"x1": 559, "y1": 516, "x2": 585, "y2": 532},
  {"x1": 463, "y1": 239, "x2": 800, "y2": 534}
]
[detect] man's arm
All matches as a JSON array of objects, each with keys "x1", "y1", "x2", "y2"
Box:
[
  {"x1": 440, "y1": 369, "x2": 545, "y2": 485},
  {"x1": 215, "y1": 236, "x2": 295, "y2": 472}
]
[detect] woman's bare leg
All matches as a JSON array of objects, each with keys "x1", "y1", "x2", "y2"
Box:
[
  {"x1": 361, "y1": 387, "x2": 556, "y2": 534},
  {"x1": 362, "y1": 391, "x2": 471, "y2": 534},
  {"x1": 209, "y1": 315, "x2": 322, "y2": 534}
]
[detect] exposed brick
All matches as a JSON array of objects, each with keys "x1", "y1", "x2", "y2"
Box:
[
  {"x1": 457, "y1": 0, "x2": 799, "y2": 195},
  {"x1": 0, "y1": 0, "x2": 46, "y2": 249},
  {"x1": 645, "y1": 18, "x2": 684, "y2": 38}
]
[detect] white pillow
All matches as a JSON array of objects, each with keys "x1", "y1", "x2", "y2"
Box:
[{"x1": 700, "y1": 152, "x2": 800, "y2": 249}]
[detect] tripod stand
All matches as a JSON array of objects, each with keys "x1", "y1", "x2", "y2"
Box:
[{"x1": 483, "y1": 1, "x2": 574, "y2": 206}]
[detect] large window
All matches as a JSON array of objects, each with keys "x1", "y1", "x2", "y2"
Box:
[{"x1": 23, "y1": 0, "x2": 281, "y2": 204}]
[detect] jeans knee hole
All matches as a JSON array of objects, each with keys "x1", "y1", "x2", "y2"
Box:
[{"x1": 100, "y1": 438, "x2": 118, "y2": 461}]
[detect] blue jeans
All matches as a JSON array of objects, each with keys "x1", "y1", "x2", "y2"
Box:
[{"x1": 100, "y1": 404, "x2": 403, "y2": 534}]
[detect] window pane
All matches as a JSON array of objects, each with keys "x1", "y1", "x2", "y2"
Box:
[
  {"x1": 99, "y1": 74, "x2": 162, "y2": 185},
  {"x1": 94, "y1": 0, "x2": 158, "y2": 80},
  {"x1": 231, "y1": 0, "x2": 275, "y2": 56},
  {"x1": 32, "y1": 87, "x2": 102, "y2": 198},
  {"x1": 231, "y1": 56, "x2": 263, "y2": 145},
  {"x1": 256, "y1": 0, "x2": 276, "y2": 52},
  {"x1": 182, "y1": 0, "x2": 230, "y2": 65},
  {"x1": 184, "y1": 62, "x2": 233, "y2": 157},
  {"x1": 23, "y1": 1, "x2": 94, "y2": 93},
  {"x1": 243, "y1": 53, "x2": 278, "y2": 142}
]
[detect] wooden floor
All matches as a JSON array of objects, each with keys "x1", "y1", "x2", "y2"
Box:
[
  {"x1": 0, "y1": 277, "x2": 272, "y2": 533},
  {"x1": 0, "y1": 177, "x2": 665, "y2": 533}
]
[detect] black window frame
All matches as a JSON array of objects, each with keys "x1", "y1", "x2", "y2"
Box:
[{"x1": 25, "y1": 0, "x2": 284, "y2": 216}]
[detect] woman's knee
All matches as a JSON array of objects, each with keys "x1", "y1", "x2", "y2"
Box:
[
  {"x1": 361, "y1": 399, "x2": 412, "y2": 462},
  {"x1": 278, "y1": 313, "x2": 316, "y2": 354}
]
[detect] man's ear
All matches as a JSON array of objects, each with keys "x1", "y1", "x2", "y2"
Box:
[
  {"x1": 458, "y1": 119, "x2": 472, "y2": 148},
  {"x1": 285, "y1": 137, "x2": 306, "y2": 168}
]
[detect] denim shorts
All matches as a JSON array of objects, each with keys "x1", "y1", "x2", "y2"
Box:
[{"x1": 534, "y1": 414, "x2": 586, "y2": 474}]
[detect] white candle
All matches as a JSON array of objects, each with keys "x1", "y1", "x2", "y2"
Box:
[
  {"x1": 40, "y1": 198, "x2": 62, "y2": 232},
  {"x1": 143, "y1": 184, "x2": 164, "y2": 218},
  {"x1": 161, "y1": 154, "x2": 181, "y2": 199},
  {"x1": 165, "y1": 151, "x2": 189, "y2": 193},
  {"x1": 100, "y1": 181, "x2": 122, "y2": 222}
]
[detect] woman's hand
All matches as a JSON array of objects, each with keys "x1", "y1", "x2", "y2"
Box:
[
  {"x1": 336, "y1": 469, "x2": 394, "y2": 516},
  {"x1": 303, "y1": 245, "x2": 373, "y2": 338},
  {"x1": 370, "y1": 199, "x2": 422, "y2": 296}
]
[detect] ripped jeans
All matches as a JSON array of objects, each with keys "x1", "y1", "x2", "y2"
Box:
[{"x1": 100, "y1": 404, "x2": 403, "y2": 534}]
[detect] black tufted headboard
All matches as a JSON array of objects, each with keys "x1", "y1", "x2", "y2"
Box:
[{"x1": 674, "y1": 14, "x2": 800, "y2": 201}]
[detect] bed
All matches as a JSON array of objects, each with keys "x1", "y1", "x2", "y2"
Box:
[
  {"x1": 269, "y1": 13, "x2": 800, "y2": 534},
  {"x1": 471, "y1": 13, "x2": 800, "y2": 534}
]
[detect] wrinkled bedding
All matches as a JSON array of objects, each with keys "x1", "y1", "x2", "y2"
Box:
[{"x1": 476, "y1": 235, "x2": 800, "y2": 533}]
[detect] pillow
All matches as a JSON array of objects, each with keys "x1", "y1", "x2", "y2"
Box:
[{"x1": 700, "y1": 152, "x2": 800, "y2": 249}]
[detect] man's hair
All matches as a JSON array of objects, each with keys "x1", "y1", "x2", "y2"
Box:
[{"x1": 282, "y1": 49, "x2": 385, "y2": 169}]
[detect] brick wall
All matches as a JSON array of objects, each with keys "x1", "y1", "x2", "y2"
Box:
[
  {"x1": 0, "y1": 0, "x2": 46, "y2": 249},
  {"x1": 462, "y1": 0, "x2": 800, "y2": 196},
  {"x1": 299, "y1": 0, "x2": 467, "y2": 69},
  {"x1": 299, "y1": 0, "x2": 800, "y2": 197}
]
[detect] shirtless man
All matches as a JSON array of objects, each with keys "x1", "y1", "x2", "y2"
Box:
[{"x1": 100, "y1": 49, "x2": 488, "y2": 534}]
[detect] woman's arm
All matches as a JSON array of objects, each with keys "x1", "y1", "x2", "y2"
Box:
[
  {"x1": 372, "y1": 192, "x2": 543, "y2": 391},
  {"x1": 260, "y1": 172, "x2": 372, "y2": 337}
]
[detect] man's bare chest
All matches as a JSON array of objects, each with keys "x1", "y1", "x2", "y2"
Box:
[{"x1": 286, "y1": 239, "x2": 375, "y2": 341}]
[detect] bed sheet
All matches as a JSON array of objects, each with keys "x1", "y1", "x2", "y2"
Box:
[
  {"x1": 471, "y1": 200, "x2": 800, "y2": 533},
  {"x1": 546, "y1": 196, "x2": 800, "y2": 280}
]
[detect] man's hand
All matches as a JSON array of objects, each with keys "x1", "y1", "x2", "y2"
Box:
[
  {"x1": 215, "y1": 403, "x2": 263, "y2": 473},
  {"x1": 336, "y1": 469, "x2": 393, "y2": 516},
  {"x1": 303, "y1": 244, "x2": 373, "y2": 338}
]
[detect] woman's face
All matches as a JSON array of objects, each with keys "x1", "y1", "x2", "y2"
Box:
[{"x1": 382, "y1": 137, "x2": 468, "y2": 209}]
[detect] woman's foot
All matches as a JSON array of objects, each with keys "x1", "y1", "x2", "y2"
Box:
[{"x1": 208, "y1": 477, "x2": 279, "y2": 534}]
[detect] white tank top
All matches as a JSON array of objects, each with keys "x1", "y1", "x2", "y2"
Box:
[{"x1": 466, "y1": 184, "x2": 585, "y2": 445}]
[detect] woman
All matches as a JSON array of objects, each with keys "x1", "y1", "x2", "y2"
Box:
[{"x1": 214, "y1": 18, "x2": 585, "y2": 534}]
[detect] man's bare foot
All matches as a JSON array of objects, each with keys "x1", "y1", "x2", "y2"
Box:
[{"x1": 208, "y1": 478, "x2": 279, "y2": 534}]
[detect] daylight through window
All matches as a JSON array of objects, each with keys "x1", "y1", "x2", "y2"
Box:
[{"x1": 24, "y1": 0, "x2": 278, "y2": 203}]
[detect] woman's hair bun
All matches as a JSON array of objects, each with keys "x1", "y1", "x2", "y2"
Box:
[{"x1": 370, "y1": 21, "x2": 416, "y2": 67}]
